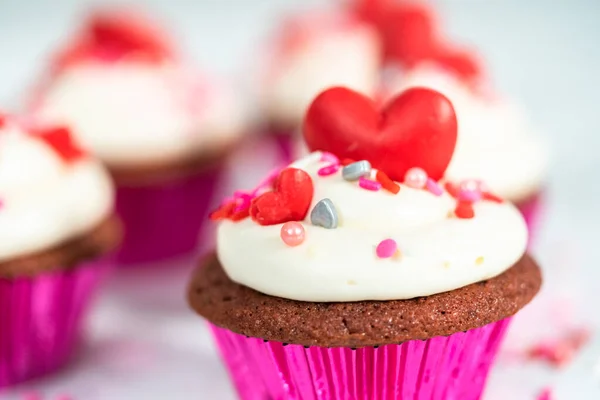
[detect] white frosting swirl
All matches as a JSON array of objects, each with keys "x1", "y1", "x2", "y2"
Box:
[
  {"x1": 217, "y1": 152, "x2": 528, "y2": 302},
  {"x1": 0, "y1": 122, "x2": 114, "y2": 261},
  {"x1": 390, "y1": 65, "x2": 548, "y2": 201},
  {"x1": 265, "y1": 12, "x2": 381, "y2": 125},
  {"x1": 36, "y1": 62, "x2": 245, "y2": 167}
]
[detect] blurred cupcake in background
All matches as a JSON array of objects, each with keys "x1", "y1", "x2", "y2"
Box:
[
  {"x1": 259, "y1": 7, "x2": 382, "y2": 163},
  {"x1": 32, "y1": 10, "x2": 247, "y2": 265},
  {"x1": 389, "y1": 61, "x2": 548, "y2": 242},
  {"x1": 353, "y1": 0, "x2": 548, "y2": 240},
  {"x1": 0, "y1": 113, "x2": 120, "y2": 387}
]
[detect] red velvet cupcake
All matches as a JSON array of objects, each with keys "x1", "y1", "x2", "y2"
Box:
[
  {"x1": 189, "y1": 86, "x2": 541, "y2": 399},
  {"x1": 32, "y1": 10, "x2": 247, "y2": 264}
]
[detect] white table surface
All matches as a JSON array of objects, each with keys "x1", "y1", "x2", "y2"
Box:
[{"x1": 1, "y1": 0, "x2": 600, "y2": 399}]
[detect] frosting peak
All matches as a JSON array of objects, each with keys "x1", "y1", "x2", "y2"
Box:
[
  {"x1": 216, "y1": 152, "x2": 528, "y2": 302},
  {"x1": 36, "y1": 62, "x2": 245, "y2": 167},
  {"x1": 0, "y1": 120, "x2": 113, "y2": 261},
  {"x1": 265, "y1": 10, "x2": 381, "y2": 124}
]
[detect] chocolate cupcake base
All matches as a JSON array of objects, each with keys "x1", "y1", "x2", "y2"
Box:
[{"x1": 189, "y1": 254, "x2": 541, "y2": 348}]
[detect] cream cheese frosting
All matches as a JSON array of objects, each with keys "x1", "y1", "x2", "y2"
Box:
[
  {"x1": 0, "y1": 120, "x2": 114, "y2": 261},
  {"x1": 390, "y1": 64, "x2": 548, "y2": 202},
  {"x1": 36, "y1": 61, "x2": 245, "y2": 167},
  {"x1": 265, "y1": 12, "x2": 381, "y2": 126},
  {"x1": 217, "y1": 152, "x2": 528, "y2": 302}
]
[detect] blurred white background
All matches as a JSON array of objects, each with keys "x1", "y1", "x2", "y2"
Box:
[{"x1": 1, "y1": 0, "x2": 600, "y2": 399}]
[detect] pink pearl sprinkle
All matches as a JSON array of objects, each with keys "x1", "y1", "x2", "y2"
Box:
[
  {"x1": 458, "y1": 179, "x2": 482, "y2": 202},
  {"x1": 320, "y1": 152, "x2": 340, "y2": 164},
  {"x1": 280, "y1": 222, "x2": 305, "y2": 247},
  {"x1": 376, "y1": 239, "x2": 397, "y2": 258},
  {"x1": 318, "y1": 163, "x2": 340, "y2": 177},
  {"x1": 359, "y1": 177, "x2": 382, "y2": 191},
  {"x1": 425, "y1": 178, "x2": 443, "y2": 196},
  {"x1": 404, "y1": 167, "x2": 428, "y2": 189}
]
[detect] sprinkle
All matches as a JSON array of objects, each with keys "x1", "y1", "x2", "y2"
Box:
[
  {"x1": 347, "y1": 280, "x2": 357, "y2": 286},
  {"x1": 458, "y1": 179, "x2": 483, "y2": 202},
  {"x1": 232, "y1": 191, "x2": 254, "y2": 212},
  {"x1": 475, "y1": 256, "x2": 484, "y2": 265},
  {"x1": 536, "y1": 388, "x2": 554, "y2": 400},
  {"x1": 0, "y1": 112, "x2": 5, "y2": 128},
  {"x1": 443, "y1": 261, "x2": 451, "y2": 268},
  {"x1": 527, "y1": 328, "x2": 590, "y2": 367},
  {"x1": 444, "y1": 182, "x2": 460, "y2": 197},
  {"x1": 376, "y1": 239, "x2": 398, "y2": 258},
  {"x1": 376, "y1": 170, "x2": 400, "y2": 194},
  {"x1": 341, "y1": 158, "x2": 355, "y2": 166},
  {"x1": 320, "y1": 152, "x2": 339, "y2": 164},
  {"x1": 280, "y1": 222, "x2": 306, "y2": 246},
  {"x1": 310, "y1": 198, "x2": 338, "y2": 229},
  {"x1": 358, "y1": 177, "x2": 381, "y2": 191},
  {"x1": 318, "y1": 163, "x2": 340, "y2": 177},
  {"x1": 342, "y1": 160, "x2": 371, "y2": 181},
  {"x1": 482, "y1": 191, "x2": 504, "y2": 203},
  {"x1": 426, "y1": 178, "x2": 443, "y2": 196},
  {"x1": 209, "y1": 202, "x2": 235, "y2": 221},
  {"x1": 455, "y1": 201, "x2": 475, "y2": 219},
  {"x1": 35, "y1": 126, "x2": 85, "y2": 163},
  {"x1": 404, "y1": 167, "x2": 428, "y2": 189}
]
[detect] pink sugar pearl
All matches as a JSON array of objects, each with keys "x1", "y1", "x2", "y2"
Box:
[
  {"x1": 458, "y1": 179, "x2": 483, "y2": 202},
  {"x1": 404, "y1": 167, "x2": 428, "y2": 189},
  {"x1": 280, "y1": 222, "x2": 305, "y2": 247},
  {"x1": 376, "y1": 239, "x2": 397, "y2": 258}
]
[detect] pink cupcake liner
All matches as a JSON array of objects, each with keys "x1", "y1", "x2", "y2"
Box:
[
  {"x1": 515, "y1": 191, "x2": 544, "y2": 247},
  {"x1": 0, "y1": 258, "x2": 112, "y2": 388},
  {"x1": 115, "y1": 168, "x2": 223, "y2": 265},
  {"x1": 210, "y1": 318, "x2": 512, "y2": 400}
]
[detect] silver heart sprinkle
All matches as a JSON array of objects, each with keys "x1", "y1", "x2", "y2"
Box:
[
  {"x1": 310, "y1": 198, "x2": 338, "y2": 229},
  {"x1": 342, "y1": 160, "x2": 371, "y2": 181}
]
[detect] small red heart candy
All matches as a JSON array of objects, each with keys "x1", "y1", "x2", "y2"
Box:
[
  {"x1": 250, "y1": 168, "x2": 314, "y2": 226},
  {"x1": 304, "y1": 87, "x2": 457, "y2": 182}
]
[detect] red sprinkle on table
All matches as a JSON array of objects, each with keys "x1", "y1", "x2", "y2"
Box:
[
  {"x1": 376, "y1": 170, "x2": 400, "y2": 194},
  {"x1": 0, "y1": 113, "x2": 5, "y2": 128}
]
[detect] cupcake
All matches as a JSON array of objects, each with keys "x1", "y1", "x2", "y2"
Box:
[
  {"x1": 0, "y1": 114, "x2": 120, "y2": 387},
  {"x1": 189, "y1": 87, "x2": 542, "y2": 399},
  {"x1": 351, "y1": 0, "x2": 548, "y2": 239},
  {"x1": 33, "y1": 10, "x2": 246, "y2": 264},
  {"x1": 260, "y1": 8, "x2": 382, "y2": 164},
  {"x1": 388, "y1": 60, "x2": 548, "y2": 241}
]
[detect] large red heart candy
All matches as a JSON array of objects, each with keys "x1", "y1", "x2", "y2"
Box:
[
  {"x1": 303, "y1": 87, "x2": 457, "y2": 182},
  {"x1": 250, "y1": 168, "x2": 314, "y2": 226}
]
